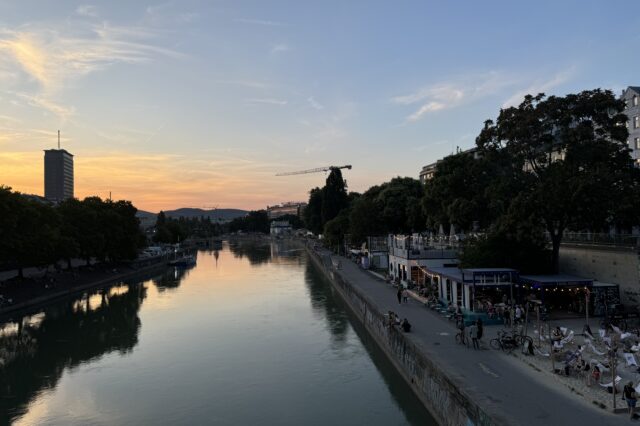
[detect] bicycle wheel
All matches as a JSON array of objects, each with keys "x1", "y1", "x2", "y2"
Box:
[
  {"x1": 490, "y1": 338, "x2": 501, "y2": 350},
  {"x1": 502, "y1": 341, "x2": 515, "y2": 353}
]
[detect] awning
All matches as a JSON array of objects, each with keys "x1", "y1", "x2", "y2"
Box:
[{"x1": 520, "y1": 274, "x2": 593, "y2": 287}]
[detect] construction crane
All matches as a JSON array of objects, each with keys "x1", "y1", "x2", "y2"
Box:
[{"x1": 276, "y1": 165, "x2": 352, "y2": 176}]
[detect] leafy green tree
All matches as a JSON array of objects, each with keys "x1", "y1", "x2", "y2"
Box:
[
  {"x1": 348, "y1": 177, "x2": 425, "y2": 244},
  {"x1": 1, "y1": 192, "x2": 59, "y2": 277},
  {"x1": 105, "y1": 200, "x2": 143, "y2": 261},
  {"x1": 321, "y1": 168, "x2": 348, "y2": 226},
  {"x1": 0, "y1": 186, "x2": 21, "y2": 270},
  {"x1": 153, "y1": 211, "x2": 172, "y2": 243},
  {"x1": 275, "y1": 214, "x2": 304, "y2": 229},
  {"x1": 477, "y1": 89, "x2": 637, "y2": 272},
  {"x1": 422, "y1": 149, "x2": 524, "y2": 232},
  {"x1": 460, "y1": 200, "x2": 550, "y2": 273},
  {"x1": 227, "y1": 210, "x2": 270, "y2": 234},
  {"x1": 57, "y1": 199, "x2": 82, "y2": 268},
  {"x1": 303, "y1": 187, "x2": 323, "y2": 234},
  {"x1": 324, "y1": 209, "x2": 350, "y2": 253}
]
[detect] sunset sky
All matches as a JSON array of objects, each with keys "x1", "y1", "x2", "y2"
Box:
[{"x1": 0, "y1": 1, "x2": 638, "y2": 212}]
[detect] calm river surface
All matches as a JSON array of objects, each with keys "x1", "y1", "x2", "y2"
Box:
[{"x1": 1, "y1": 240, "x2": 434, "y2": 425}]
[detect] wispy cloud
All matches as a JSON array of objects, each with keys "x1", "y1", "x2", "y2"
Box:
[
  {"x1": 76, "y1": 5, "x2": 98, "y2": 18},
  {"x1": 307, "y1": 96, "x2": 324, "y2": 110},
  {"x1": 235, "y1": 18, "x2": 286, "y2": 27},
  {"x1": 392, "y1": 71, "x2": 513, "y2": 122},
  {"x1": 216, "y1": 79, "x2": 273, "y2": 90},
  {"x1": 270, "y1": 43, "x2": 289, "y2": 54},
  {"x1": 501, "y1": 67, "x2": 576, "y2": 107},
  {"x1": 245, "y1": 98, "x2": 288, "y2": 106},
  {"x1": 0, "y1": 19, "x2": 180, "y2": 118}
]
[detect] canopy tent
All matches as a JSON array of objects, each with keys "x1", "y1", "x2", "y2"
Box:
[
  {"x1": 519, "y1": 274, "x2": 593, "y2": 288},
  {"x1": 519, "y1": 274, "x2": 594, "y2": 317}
]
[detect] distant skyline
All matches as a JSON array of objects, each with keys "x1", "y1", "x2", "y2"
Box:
[{"x1": 0, "y1": 1, "x2": 638, "y2": 212}]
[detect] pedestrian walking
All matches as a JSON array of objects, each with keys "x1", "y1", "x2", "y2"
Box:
[
  {"x1": 477, "y1": 317, "x2": 484, "y2": 346},
  {"x1": 515, "y1": 305, "x2": 523, "y2": 324},
  {"x1": 397, "y1": 287, "x2": 402, "y2": 305},
  {"x1": 402, "y1": 288, "x2": 409, "y2": 304},
  {"x1": 470, "y1": 321, "x2": 479, "y2": 350},
  {"x1": 624, "y1": 381, "x2": 637, "y2": 420}
]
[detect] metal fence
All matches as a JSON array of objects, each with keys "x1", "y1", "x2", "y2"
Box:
[{"x1": 546, "y1": 232, "x2": 640, "y2": 248}]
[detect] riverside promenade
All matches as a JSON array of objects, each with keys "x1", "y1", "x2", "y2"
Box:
[{"x1": 310, "y1": 246, "x2": 627, "y2": 425}]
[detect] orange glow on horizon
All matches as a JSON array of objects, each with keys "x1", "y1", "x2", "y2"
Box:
[{"x1": 0, "y1": 150, "x2": 378, "y2": 212}]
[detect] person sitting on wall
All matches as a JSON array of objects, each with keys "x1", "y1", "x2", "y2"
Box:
[
  {"x1": 401, "y1": 318, "x2": 412, "y2": 332},
  {"x1": 394, "y1": 313, "x2": 402, "y2": 327},
  {"x1": 387, "y1": 311, "x2": 397, "y2": 328}
]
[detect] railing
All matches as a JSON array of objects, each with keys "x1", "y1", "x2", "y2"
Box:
[{"x1": 547, "y1": 232, "x2": 640, "y2": 248}]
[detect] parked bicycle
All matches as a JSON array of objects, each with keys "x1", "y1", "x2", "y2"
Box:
[
  {"x1": 489, "y1": 329, "x2": 534, "y2": 354},
  {"x1": 490, "y1": 330, "x2": 518, "y2": 352}
]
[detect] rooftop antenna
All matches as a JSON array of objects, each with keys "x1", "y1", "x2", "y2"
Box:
[{"x1": 57, "y1": 130, "x2": 60, "y2": 149}]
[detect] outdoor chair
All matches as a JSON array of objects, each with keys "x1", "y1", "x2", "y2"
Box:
[
  {"x1": 585, "y1": 340, "x2": 606, "y2": 356},
  {"x1": 624, "y1": 353, "x2": 638, "y2": 368},
  {"x1": 560, "y1": 331, "x2": 574, "y2": 346},
  {"x1": 535, "y1": 347, "x2": 550, "y2": 357},
  {"x1": 621, "y1": 332, "x2": 634, "y2": 341},
  {"x1": 594, "y1": 361, "x2": 611, "y2": 374},
  {"x1": 599, "y1": 375, "x2": 622, "y2": 390}
]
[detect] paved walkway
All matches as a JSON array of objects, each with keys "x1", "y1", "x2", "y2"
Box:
[{"x1": 319, "y1": 249, "x2": 628, "y2": 425}]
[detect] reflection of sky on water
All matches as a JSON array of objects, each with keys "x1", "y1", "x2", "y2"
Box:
[{"x1": 4, "y1": 243, "x2": 433, "y2": 426}]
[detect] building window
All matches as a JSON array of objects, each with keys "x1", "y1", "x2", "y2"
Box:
[
  {"x1": 635, "y1": 116, "x2": 640, "y2": 129},
  {"x1": 634, "y1": 96, "x2": 639, "y2": 107},
  {"x1": 636, "y1": 137, "x2": 640, "y2": 150}
]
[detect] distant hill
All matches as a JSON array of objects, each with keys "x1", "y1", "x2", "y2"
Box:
[{"x1": 136, "y1": 208, "x2": 248, "y2": 224}]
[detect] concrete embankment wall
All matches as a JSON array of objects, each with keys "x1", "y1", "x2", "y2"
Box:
[
  {"x1": 559, "y1": 244, "x2": 640, "y2": 304},
  {"x1": 305, "y1": 246, "x2": 499, "y2": 426}
]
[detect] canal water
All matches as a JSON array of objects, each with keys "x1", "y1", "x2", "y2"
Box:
[{"x1": 0, "y1": 241, "x2": 434, "y2": 425}]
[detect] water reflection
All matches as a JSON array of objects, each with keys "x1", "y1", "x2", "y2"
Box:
[
  {"x1": 227, "y1": 241, "x2": 271, "y2": 265},
  {"x1": 0, "y1": 283, "x2": 146, "y2": 425},
  {"x1": 304, "y1": 261, "x2": 434, "y2": 425},
  {"x1": 1, "y1": 245, "x2": 434, "y2": 426},
  {"x1": 152, "y1": 266, "x2": 191, "y2": 292},
  {"x1": 304, "y1": 263, "x2": 350, "y2": 346}
]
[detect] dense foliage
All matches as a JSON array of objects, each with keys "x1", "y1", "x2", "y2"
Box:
[
  {"x1": 349, "y1": 177, "x2": 425, "y2": 244},
  {"x1": 307, "y1": 89, "x2": 640, "y2": 273},
  {"x1": 475, "y1": 90, "x2": 639, "y2": 271},
  {"x1": 0, "y1": 186, "x2": 145, "y2": 277},
  {"x1": 227, "y1": 210, "x2": 270, "y2": 234},
  {"x1": 303, "y1": 169, "x2": 349, "y2": 235},
  {"x1": 153, "y1": 212, "x2": 222, "y2": 243}
]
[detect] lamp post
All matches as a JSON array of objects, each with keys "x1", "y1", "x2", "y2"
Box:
[
  {"x1": 585, "y1": 288, "x2": 590, "y2": 328},
  {"x1": 610, "y1": 346, "x2": 618, "y2": 410}
]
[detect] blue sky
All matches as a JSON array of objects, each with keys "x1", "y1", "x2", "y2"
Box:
[{"x1": 0, "y1": 0, "x2": 637, "y2": 211}]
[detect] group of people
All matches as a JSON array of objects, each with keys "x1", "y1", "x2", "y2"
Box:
[
  {"x1": 387, "y1": 310, "x2": 412, "y2": 332},
  {"x1": 456, "y1": 316, "x2": 484, "y2": 350},
  {"x1": 396, "y1": 287, "x2": 409, "y2": 304}
]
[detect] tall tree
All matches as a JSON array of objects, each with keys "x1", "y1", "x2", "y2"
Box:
[
  {"x1": 422, "y1": 149, "x2": 524, "y2": 233},
  {"x1": 321, "y1": 169, "x2": 348, "y2": 226},
  {"x1": 477, "y1": 89, "x2": 637, "y2": 272},
  {"x1": 348, "y1": 177, "x2": 425, "y2": 244},
  {"x1": 303, "y1": 187, "x2": 323, "y2": 234}
]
